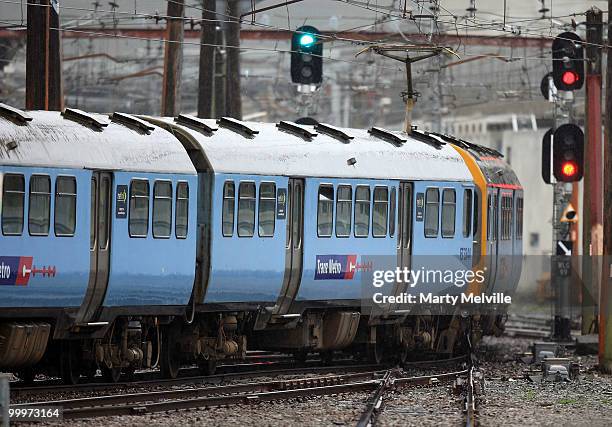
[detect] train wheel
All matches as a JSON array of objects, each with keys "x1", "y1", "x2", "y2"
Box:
[
  {"x1": 198, "y1": 358, "x2": 217, "y2": 376},
  {"x1": 160, "y1": 328, "x2": 181, "y2": 379},
  {"x1": 61, "y1": 341, "x2": 81, "y2": 385},
  {"x1": 102, "y1": 366, "x2": 122, "y2": 383},
  {"x1": 367, "y1": 327, "x2": 384, "y2": 364}
]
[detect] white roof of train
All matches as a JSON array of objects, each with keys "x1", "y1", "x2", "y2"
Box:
[
  {"x1": 152, "y1": 117, "x2": 473, "y2": 182},
  {"x1": 0, "y1": 110, "x2": 196, "y2": 175}
]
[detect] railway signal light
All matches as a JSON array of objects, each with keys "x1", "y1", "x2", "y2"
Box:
[
  {"x1": 553, "y1": 124, "x2": 584, "y2": 182},
  {"x1": 291, "y1": 25, "x2": 323, "y2": 85},
  {"x1": 552, "y1": 32, "x2": 584, "y2": 91}
]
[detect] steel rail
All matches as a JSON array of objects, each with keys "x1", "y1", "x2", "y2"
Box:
[{"x1": 15, "y1": 371, "x2": 386, "y2": 411}]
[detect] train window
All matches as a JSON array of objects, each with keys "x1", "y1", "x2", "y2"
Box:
[
  {"x1": 424, "y1": 188, "x2": 439, "y2": 238},
  {"x1": 259, "y1": 182, "x2": 276, "y2": 237},
  {"x1": 492, "y1": 195, "x2": 499, "y2": 241},
  {"x1": 486, "y1": 195, "x2": 492, "y2": 240},
  {"x1": 354, "y1": 186, "x2": 370, "y2": 237},
  {"x1": 55, "y1": 176, "x2": 77, "y2": 237},
  {"x1": 238, "y1": 182, "x2": 256, "y2": 237},
  {"x1": 473, "y1": 192, "x2": 479, "y2": 237},
  {"x1": 153, "y1": 181, "x2": 172, "y2": 239},
  {"x1": 1, "y1": 174, "x2": 25, "y2": 236},
  {"x1": 29, "y1": 175, "x2": 51, "y2": 236},
  {"x1": 317, "y1": 185, "x2": 334, "y2": 237},
  {"x1": 335, "y1": 185, "x2": 352, "y2": 238},
  {"x1": 463, "y1": 189, "x2": 472, "y2": 238},
  {"x1": 500, "y1": 195, "x2": 513, "y2": 240},
  {"x1": 389, "y1": 187, "x2": 396, "y2": 238},
  {"x1": 516, "y1": 197, "x2": 523, "y2": 240},
  {"x1": 222, "y1": 181, "x2": 235, "y2": 237},
  {"x1": 175, "y1": 182, "x2": 189, "y2": 239},
  {"x1": 441, "y1": 189, "x2": 456, "y2": 238},
  {"x1": 90, "y1": 178, "x2": 96, "y2": 249},
  {"x1": 129, "y1": 180, "x2": 149, "y2": 238},
  {"x1": 372, "y1": 187, "x2": 389, "y2": 238}
]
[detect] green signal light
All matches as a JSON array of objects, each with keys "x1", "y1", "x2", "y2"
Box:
[{"x1": 299, "y1": 34, "x2": 315, "y2": 47}]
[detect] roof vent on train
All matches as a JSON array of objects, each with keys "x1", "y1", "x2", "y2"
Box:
[
  {"x1": 110, "y1": 112, "x2": 155, "y2": 134},
  {"x1": 314, "y1": 123, "x2": 354, "y2": 143},
  {"x1": 368, "y1": 127, "x2": 407, "y2": 147},
  {"x1": 175, "y1": 114, "x2": 219, "y2": 135},
  {"x1": 0, "y1": 103, "x2": 32, "y2": 125},
  {"x1": 432, "y1": 132, "x2": 503, "y2": 157},
  {"x1": 62, "y1": 108, "x2": 109, "y2": 130},
  {"x1": 216, "y1": 117, "x2": 259, "y2": 137},
  {"x1": 410, "y1": 129, "x2": 445, "y2": 148},
  {"x1": 276, "y1": 120, "x2": 318, "y2": 140}
]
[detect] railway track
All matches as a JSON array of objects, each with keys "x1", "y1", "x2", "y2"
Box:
[
  {"x1": 11, "y1": 354, "x2": 469, "y2": 398},
  {"x1": 12, "y1": 356, "x2": 471, "y2": 422}
]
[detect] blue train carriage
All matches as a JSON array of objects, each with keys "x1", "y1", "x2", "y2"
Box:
[
  {"x1": 146, "y1": 116, "x2": 478, "y2": 365},
  {"x1": 0, "y1": 105, "x2": 198, "y2": 383}
]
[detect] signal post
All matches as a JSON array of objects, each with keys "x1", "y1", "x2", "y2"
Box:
[
  {"x1": 600, "y1": 0, "x2": 612, "y2": 373},
  {"x1": 542, "y1": 32, "x2": 585, "y2": 341}
]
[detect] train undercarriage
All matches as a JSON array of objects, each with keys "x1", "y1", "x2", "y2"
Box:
[{"x1": 0, "y1": 305, "x2": 504, "y2": 384}]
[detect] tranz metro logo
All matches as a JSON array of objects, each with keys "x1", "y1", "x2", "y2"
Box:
[
  {"x1": 314, "y1": 255, "x2": 372, "y2": 280},
  {"x1": 0, "y1": 256, "x2": 33, "y2": 286}
]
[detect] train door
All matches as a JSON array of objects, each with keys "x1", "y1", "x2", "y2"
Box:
[
  {"x1": 394, "y1": 182, "x2": 413, "y2": 312},
  {"x1": 486, "y1": 188, "x2": 499, "y2": 291},
  {"x1": 272, "y1": 178, "x2": 304, "y2": 317},
  {"x1": 76, "y1": 171, "x2": 113, "y2": 325},
  {"x1": 398, "y1": 182, "x2": 413, "y2": 276}
]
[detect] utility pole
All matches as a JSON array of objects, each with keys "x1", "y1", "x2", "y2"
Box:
[
  {"x1": 582, "y1": 7, "x2": 603, "y2": 335},
  {"x1": 26, "y1": 0, "x2": 63, "y2": 110},
  {"x1": 214, "y1": 26, "x2": 226, "y2": 118},
  {"x1": 197, "y1": 0, "x2": 216, "y2": 118},
  {"x1": 600, "y1": 0, "x2": 612, "y2": 373},
  {"x1": 225, "y1": 0, "x2": 242, "y2": 119},
  {"x1": 161, "y1": 0, "x2": 184, "y2": 116}
]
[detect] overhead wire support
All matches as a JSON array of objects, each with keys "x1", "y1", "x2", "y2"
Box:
[{"x1": 356, "y1": 43, "x2": 457, "y2": 134}]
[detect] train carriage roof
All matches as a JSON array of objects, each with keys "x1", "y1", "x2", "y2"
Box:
[
  {"x1": 149, "y1": 117, "x2": 473, "y2": 182},
  {"x1": 0, "y1": 109, "x2": 196, "y2": 175}
]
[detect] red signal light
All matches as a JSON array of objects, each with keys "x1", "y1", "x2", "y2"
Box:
[
  {"x1": 562, "y1": 71, "x2": 579, "y2": 86},
  {"x1": 562, "y1": 161, "x2": 577, "y2": 177}
]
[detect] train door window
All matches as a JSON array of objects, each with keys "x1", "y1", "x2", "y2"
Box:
[
  {"x1": 90, "y1": 178, "x2": 96, "y2": 249},
  {"x1": 153, "y1": 181, "x2": 172, "y2": 239},
  {"x1": 28, "y1": 175, "x2": 51, "y2": 236},
  {"x1": 258, "y1": 182, "x2": 276, "y2": 237},
  {"x1": 372, "y1": 187, "x2": 389, "y2": 238},
  {"x1": 129, "y1": 179, "x2": 149, "y2": 238},
  {"x1": 441, "y1": 189, "x2": 456, "y2": 238},
  {"x1": 486, "y1": 195, "x2": 492, "y2": 240},
  {"x1": 424, "y1": 188, "x2": 439, "y2": 238},
  {"x1": 493, "y1": 195, "x2": 499, "y2": 241},
  {"x1": 516, "y1": 197, "x2": 523, "y2": 240},
  {"x1": 292, "y1": 183, "x2": 302, "y2": 248},
  {"x1": 389, "y1": 187, "x2": 396, "y2": 237},
  {"x1": 463, "y1": 189, "x2": 472, "y2": 238},
  {"x1": 1, "y1": 174, "x2": 25, "y2": 236},
  {"x1": 473, "y1": 192, "x2": 479, "y2": 237},
  {"x1": 335, "y1": 185, "x2": 352, "y2": 238},
  {"x1": 55, "y1": 176, "x2": 77, "y2": 237},
  {"x1": 354, "y1": 186, "x2": 371, "y2": 237},
  {"x1": 175, "y1": 182, "x2": 189, "y2": 239},
  {"x1": 317, "y1": 185, "x2": 334, "y2": 237},
  {"x1": 222, "y1": 181, "x2": 235, "y2": 237},
  {"x1": 238, "y1": 182, "x2": 256, "y2": 237},
  {"x1": 99, "y1": 177, "x2": 111, "y2": 249}
]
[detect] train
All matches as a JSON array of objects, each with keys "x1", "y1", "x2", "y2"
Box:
[{"x1": 0, "y1": 103, "x2": 522, "y2": 383}]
